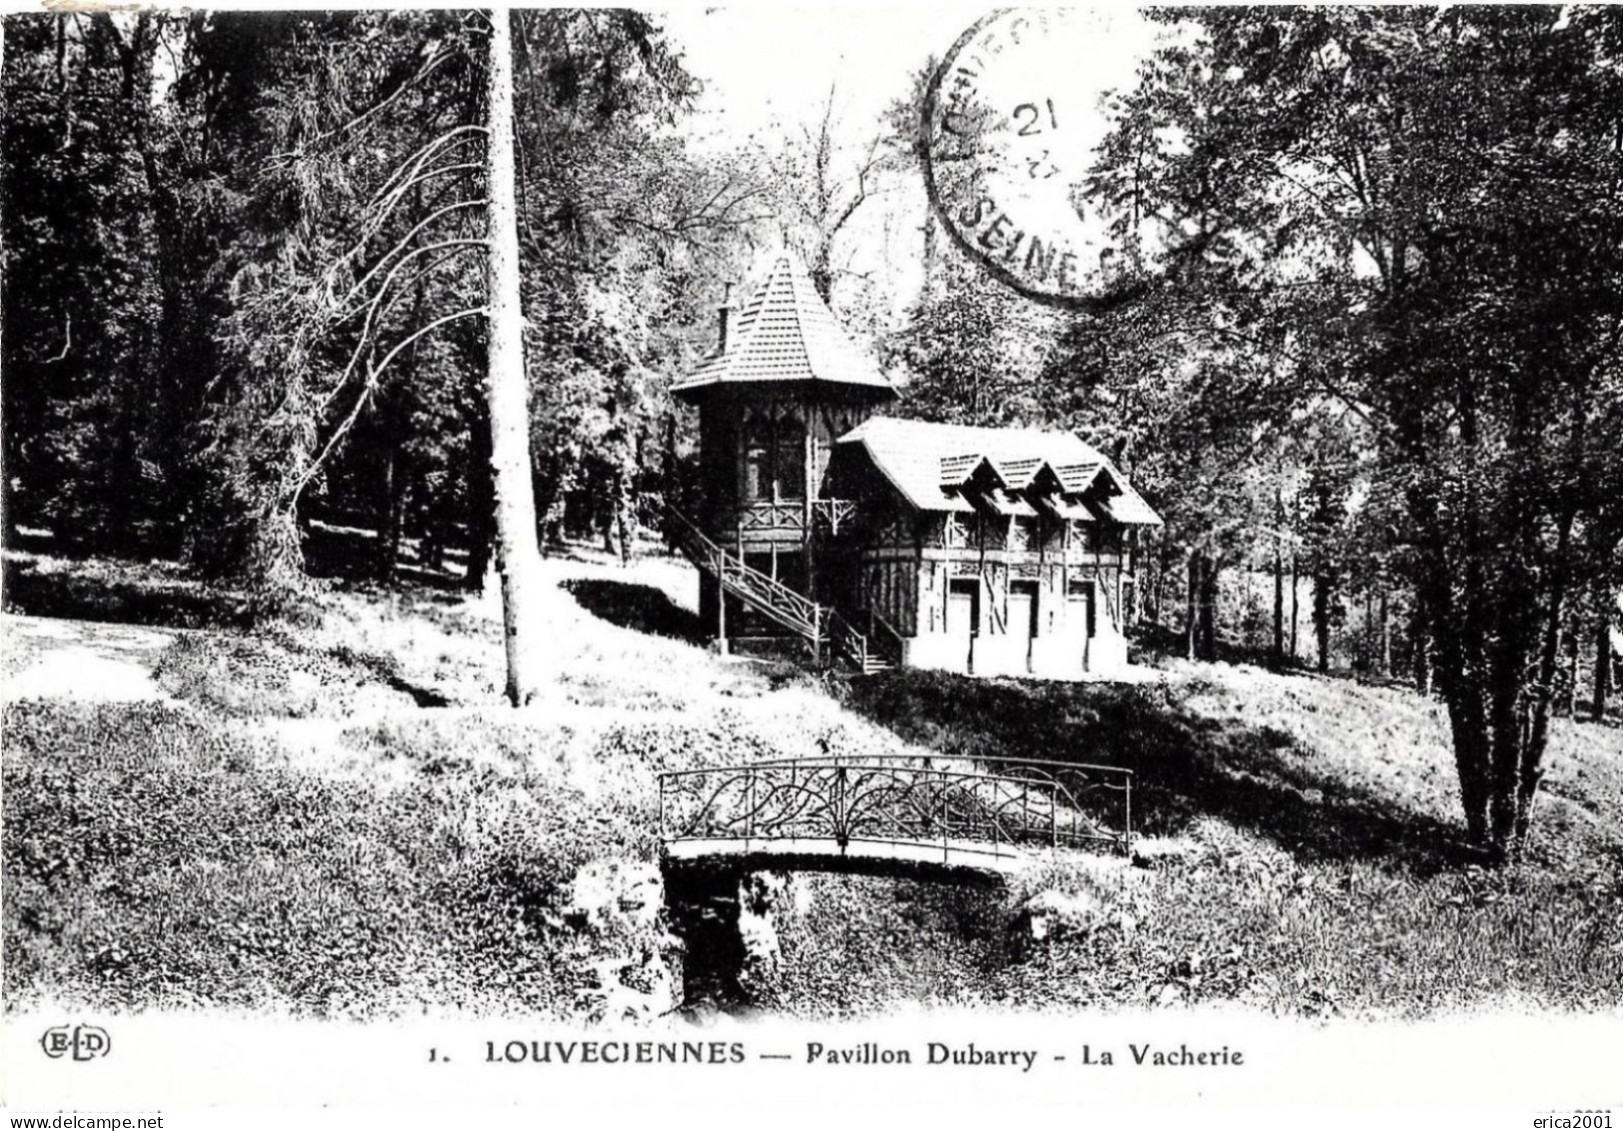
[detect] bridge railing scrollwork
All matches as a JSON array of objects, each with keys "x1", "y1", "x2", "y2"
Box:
[{"x1": 658, "y1": 754, "x2": 1132, "y2": 862}]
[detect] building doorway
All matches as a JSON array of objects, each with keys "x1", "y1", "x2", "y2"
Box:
[
  {"x1": 1068, "y1": 575, "x2": 1097, "y2": 672},
  {"x1": 1008, "y1": 578, "x2": 1040, "y2": 673},
  {"x1": 948, "y1": 577, "x2": 980, "y2": 672}
]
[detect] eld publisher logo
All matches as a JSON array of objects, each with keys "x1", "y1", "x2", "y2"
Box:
[{"x1": 40, "y1": 1024, "x2": 111, "y2": 1061}]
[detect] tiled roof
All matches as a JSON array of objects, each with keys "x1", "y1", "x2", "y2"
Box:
[
  {"x1": 1053, "y1": 461, "x2": 1104, "y2": 493},
  {"x1": 1090, "y1": 478, "x2": 1164, "y2": 526},
  {"x1": 835, "y1": 417, "x2": 1162, "y2": 525},
  {"x1": 673, "y1": 252, "x2": 896, "y2": 398},
  {"x1": 992, "y1": 457, "x2": 1045, "y2": 489},
  {"x1": 939, "y1": 453, "x2": 991, "y2": 488}
]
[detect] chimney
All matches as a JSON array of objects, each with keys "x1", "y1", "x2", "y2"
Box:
[{"x1": 717, "y1": 282, "x2": 736, "y2": 354}]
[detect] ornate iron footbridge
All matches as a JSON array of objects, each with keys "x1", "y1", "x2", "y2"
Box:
[{"x1": 658, "y1": 754, "x2": 1132, "y2": 880}]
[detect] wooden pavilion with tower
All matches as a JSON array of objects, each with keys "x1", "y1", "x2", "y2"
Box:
[{"x1": 667, "y1": 252, "x2": 1162, "y2": 678}]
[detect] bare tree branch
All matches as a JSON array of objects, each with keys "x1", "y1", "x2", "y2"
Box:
[
  {"x1": 334, "y1": 202, "x2": 487, "y2": 307},
  {"x1": 323, "y1": 237, "x2": 486, "y2": 414},
  {"x1": 285, "y1": 45, "x2": 453, "y2": 160},
  {"x1": 368, "y1": 124, "x2": 486, "y2": 210},
  {"x1": 289, "y1": 305, "x2": 488, "y2": 507}
]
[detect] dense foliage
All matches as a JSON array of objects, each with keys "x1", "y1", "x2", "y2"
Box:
[
  {"x1": 1, "y1": 10, "x2": 753, "y2": 593},
  {"x1": 952, "y1": 7, "x2": 1623, "y2": 858},
  {"x1": 863, "y1": 8, "x2": 1622, "y2": 857}
]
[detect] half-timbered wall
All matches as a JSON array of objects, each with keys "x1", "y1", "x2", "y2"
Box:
[
  {"x1": 860, "y1": 558, "x2": 918, "y2": 637},
  {"x1": 893, "y1": 506, "x2": 1134, "y2": 677}
]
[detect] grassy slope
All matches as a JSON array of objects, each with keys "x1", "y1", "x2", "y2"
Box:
[
  {"x1": 3, "y1": 550, "x2": 921, "y2": 1017},
  {"x1": 4, "y1": 549, "x2": 1620, "y2": 1019},
  {"x1": 783, "y1": 660, "x2": 1623, "y2": 1019}
]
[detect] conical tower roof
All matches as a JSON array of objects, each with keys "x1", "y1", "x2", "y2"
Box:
[{"x1": 672, "y1": 252, "x2": 896, "y2": 401}]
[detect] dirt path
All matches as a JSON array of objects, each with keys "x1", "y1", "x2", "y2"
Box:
[{"x1": 2, "y1": 613, "x2": 181, "y2": 703}]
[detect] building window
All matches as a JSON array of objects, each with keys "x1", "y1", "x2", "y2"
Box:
[
  {"x1": 743, "y1": 410, "x2": 769, "y2": 502},
  {"x1": 741, "y1": 406, "x2": 805, "y2": 503},
  {"x1": 984, "y1": 516, "x2": 1008, "y2": 550},
  {"x1": 775, "y1": 411, "x2": 805, "y2": 501}
]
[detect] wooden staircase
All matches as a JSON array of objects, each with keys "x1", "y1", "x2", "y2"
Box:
[
  {"x1": 827, "y1": 609, "x2": 897, "y2": 674},
  {"x1": 664, "y1": 505, "x2": 900, "y2": 675},
  {"x1": 828, "y1": 606, "x2": 906, "y2": 674}
]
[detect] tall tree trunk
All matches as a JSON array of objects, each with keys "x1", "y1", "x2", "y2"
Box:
[
  {"x1": 1314, "y1": 573, "x2": 1331, "y2": 675},
  {"x1": 1563, "y1": 626, "x2": 1579, "y2": 718},
  {"x1": 1424, "y1": 577, "x2": 1491, "y2": 848},
  {"x1": 1412, "y1": 601, "x2": 1432, "y2": 696},
  {"x1": 379, "y1": 450, "x2": 408, "y2": 584},
  {"x1": 1184, "y1": 552, "x2": 1198, "y2": 662},
  {"x1": 1272, "y1": 502, "x2": 1285, "y2": 668},
  {"x1": 463, "y1": 425, "x2": 494, "y2": 589},
  {"x1": 1363, "y1": 587, "x2": 1375, "y2": 673},
  {"x1": 612, "y1": 435, "x2": 632, "y2": 567},
  {"x1": 1272, "y1": 553, "x2": 1284, "y2": 666},
  {"x1": 1487, "y1": 626, "x2": 1535, "y2": 860},
  {"x1": 1289, "y1": 551, "x2": 1299, "y2": 662},
  {"x1": 484, "y1": 9, "x2": 547, "y2": 706},
  {"x1": 1596, "y1": 616, "x2": 1613, "y2": 723},
  {"x1": 615, "y1": 488, "x2": 630, "y2": 566},
  {"x1": 1198, "y1": 557, "x2": 1219, "y2": 662},
  {"x1": 378, "y1": 179, "x2": 429, "y2": 584},
  {"x1": 1516, "y1": 514, "x2": 1578, "y2": 849},
  {"x1": 1379, "y1": 583, "x2": 1391, "y2": 678},
  {"x1": 377, "y1": 443, "x2": 398, "y2": 579},
  {"x1": 105, "y1": 14, "x2": 163, "y2": 556},
  {"x1": 1152, "y1": 544, "x2": 1166, "y2": 627}
]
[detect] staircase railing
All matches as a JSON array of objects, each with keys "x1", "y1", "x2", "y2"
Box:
[
  {"x1": 666, "y1": 502, "x2": 903, "y2": 674},
  {"x1": 811, "y1": 498, "x2": 858, "y2": 537},
  {"x1": 664, "y1": 504, "x2": 821, "y2": 640},
  {"x1": 826, "y1": 610, "x2": 869, "y2": 670},
  {"x1": 865, "y1": 608, "x2": 906, "y2": 667}
]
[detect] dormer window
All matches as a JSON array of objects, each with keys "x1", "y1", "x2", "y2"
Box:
[{"x1": 1011, "y1": 517, "x2": 1034, "y2": 551}]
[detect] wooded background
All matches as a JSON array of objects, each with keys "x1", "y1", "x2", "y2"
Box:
[{"x1": 2, "y1": 8, "x2": 1619, "y2": 859}]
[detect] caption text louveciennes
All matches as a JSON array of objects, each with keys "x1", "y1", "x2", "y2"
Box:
[{"x1": 475, "y1": 1039, "x2": 1246, "y2": 1072}]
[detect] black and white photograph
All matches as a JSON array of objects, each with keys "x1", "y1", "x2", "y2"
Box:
[{"x1": 1, "y1": 2, "x2": 1620, "y2": 1123}]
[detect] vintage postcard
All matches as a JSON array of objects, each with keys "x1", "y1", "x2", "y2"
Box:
[{"x1": 2, "y1": 2, "x2": 1619, "y2": 1125}]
